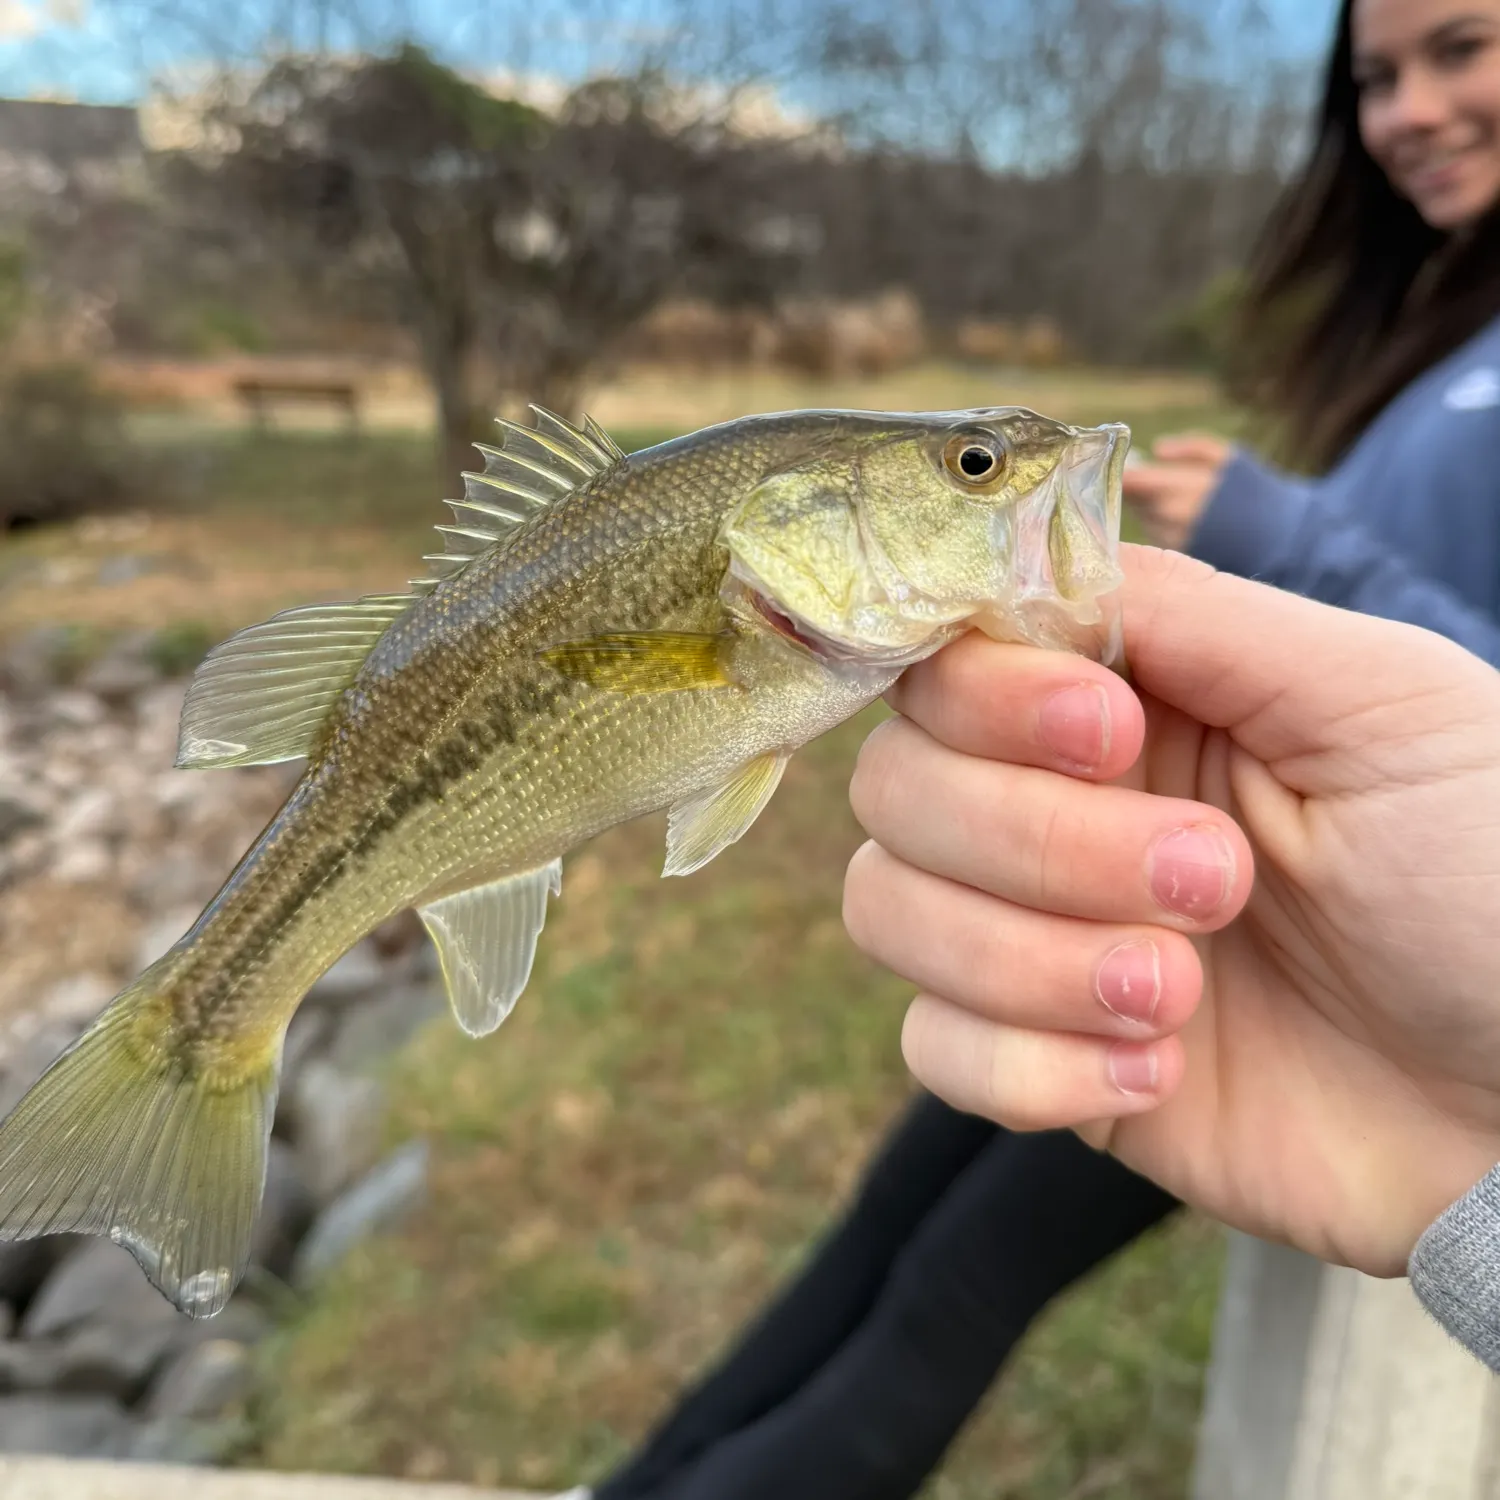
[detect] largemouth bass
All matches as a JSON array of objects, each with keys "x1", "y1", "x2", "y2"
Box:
[{"x1": 0, "y1": 404, "x2": 1127, "y2": 1316}]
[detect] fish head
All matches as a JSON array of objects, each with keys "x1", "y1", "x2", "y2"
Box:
[{"x1": 719, "y1": 407, "x2": 1129, "y2": 670}]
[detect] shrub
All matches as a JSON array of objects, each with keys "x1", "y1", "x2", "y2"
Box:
[{"x1": 0, "y1": 362, "x2": 145, "y2": 531}]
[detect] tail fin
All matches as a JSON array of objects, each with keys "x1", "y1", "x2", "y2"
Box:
[{"x1": 0, "y1": 968, "x2": 279, "y2": 1318}]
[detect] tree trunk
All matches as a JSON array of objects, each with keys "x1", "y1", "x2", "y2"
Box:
[{"x1": 417, "y1": 311, "x2": 484, "y2": 498}]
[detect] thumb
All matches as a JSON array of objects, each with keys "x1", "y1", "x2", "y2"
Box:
[{"x1": 1117, "y1": 546, "x2": 1483, "y2": 762}]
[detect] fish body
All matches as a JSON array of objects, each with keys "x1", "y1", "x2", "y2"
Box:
[{"x1": 0, "y1": 404, "x2": 1128, "y2": 1316}]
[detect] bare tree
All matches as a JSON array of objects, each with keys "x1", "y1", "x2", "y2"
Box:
[{"x1": 165, "y1": 43, "x2": 813, "y2": 482}]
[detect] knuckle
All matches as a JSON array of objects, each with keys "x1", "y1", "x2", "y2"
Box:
[
  {"x1": 952, "y1": 913, "x2": 1010, "y2": 1017},
  {"x1": 1023, "y1": 795, "x2": 1096, "y2": 914},
  {"x1": 841, "y1": 841, "x2": 885, "y2": 953},
  {"x1": 849, "y1": 717, "x2": 912, "y2": 837}
]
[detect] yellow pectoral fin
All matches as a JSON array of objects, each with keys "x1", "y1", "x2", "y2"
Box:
[{"x1": 539, "y1": 631, "x2": 733, "y2": 694}]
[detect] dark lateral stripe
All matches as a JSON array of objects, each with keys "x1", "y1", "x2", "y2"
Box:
[{"x1": 182, "y1": 672, "x2": 579, "y2": 1019}]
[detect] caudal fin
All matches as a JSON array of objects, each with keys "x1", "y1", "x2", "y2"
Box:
[{"x1": 0, "y1": 970, "x2": 278, "y2": 1318}]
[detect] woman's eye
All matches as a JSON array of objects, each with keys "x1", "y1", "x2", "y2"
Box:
[{"x1": 1434, "y1": 34, "x2": 1486, "y2": 70}]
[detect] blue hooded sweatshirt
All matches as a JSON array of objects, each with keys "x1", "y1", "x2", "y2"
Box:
[
  {"x1": 1192, "y1": 311, "x2": 1500, "y2": 663},
  {"x1": 1183, "y1": 311, "x2": 1500, "y2": 1365}
]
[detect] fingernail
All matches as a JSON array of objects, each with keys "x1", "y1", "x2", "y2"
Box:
[
  {"x1": 1038, "y1": 683, "x2": 1110, "y2": 770},
  {"x1": 1148, "y1": 825, "x2": 1233, "y2": 920},
  {"x1": 1108, "y1": 1043, "x2": 1160, "y2": 1096},
  {"x1": 1095, "y1": 939, "x2": 1160, "y2": 1025}
]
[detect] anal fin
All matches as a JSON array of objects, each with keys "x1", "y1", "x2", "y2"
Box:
[
  {"x1": 664, "y1": 752, "x2": 789, "y2": 877},
  {"x1": 418, "y1": 861, "x2": 563, "y2": 1038}
]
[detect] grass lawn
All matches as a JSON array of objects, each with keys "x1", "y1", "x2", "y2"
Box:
[{"x1": 2, "y1": 362, "x2": 1239, "y2": 1498}]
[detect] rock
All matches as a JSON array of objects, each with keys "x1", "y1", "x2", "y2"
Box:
[
  {"x1": 1, "y1": 828, "x2": 47, "y2": 882},
  {"x1": 0, "y1": 793, "x2": 44, "y2": 847},
  {"x1": 47, "y1": 690, "x2": 105, "y2": 729},
  {"x1": 38, "y1": 760, "x2": 82, "y2": 795},
  {"x1": 251, "y1": 1140, "x2": 315, "y2": 1278},
  {"x1": 288, "y1": 1061, "x2": 386, "y2": 1203},
  {"x1": 306, "y1": 941, "x2": 388, "y2": 1007},
  {"x1": 0, "y1": 1303, "x2": 14, "y2": 1341},
  {"x1": 151, "y1": 771, "x2": 200, "y2": 814},
  {"x1": 95, "y1": 556, "x2": 159, "y2": 588},
  {"x1": 135, "y1": 681, "x2": 186, "y2": 729},
  {"x1": 50, "y1": 838, "x2": 111, "y2": 885},
  {"x1": 124, "y1": 848, "x2": 210, "y2": 909},
  {"x1": 0, "y1": 627, "x2": 74, "y2": 698},
  {"x1": 129, "y1": 1412, "x2": 242, "y2": 1465},
  {"x1": 292, "y1": 1139, "x2": 429, "y2": 1288},
  {"x1": 143, "y1": 1338, "x2": 252, "y2": 1420},
  {"x1": 0, "y1": 1317, "x2": 180, "y2": 1399},
  {"x1": 0, "y1": 1239, "x2": 72, "y2": 1308},
  {"x1": 0, "y1": 1394, "x2": 137, "y2": 1456},
  {"x1": 280, "y1": 1006, "x2": 330, "y2": 1091},
  {"x1": 22, "y1": 1240, "x2": 182, "y2": 1339},
  {"x1": 53, "y1": 787, "x2": 118, "y2": 844},
  {"x1": 326, "y1": 982, "x2": 444, "y2": 1074},
  {"x1": 134, "y1": 906, "x2": 200, "y2": 973},
  {"x1": 37, "y1": 973, "x2": 113, "y2": 1026},
  {"x1": 77, "y1": 629, "x2": 159, "y2": 703}
]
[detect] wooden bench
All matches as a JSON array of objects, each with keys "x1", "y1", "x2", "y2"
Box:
[{"x1": 233, "y1": 376, "x2": 361, "y2": 432}]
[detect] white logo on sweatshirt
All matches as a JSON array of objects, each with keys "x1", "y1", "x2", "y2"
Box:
[{"x1": 1443, "y1": 367, "x2": 1500, "y2": 411}]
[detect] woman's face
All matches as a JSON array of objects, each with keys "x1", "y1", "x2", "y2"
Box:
[{"x1": 1354, "y1": 0, "x2": 1500, "y2": 229}]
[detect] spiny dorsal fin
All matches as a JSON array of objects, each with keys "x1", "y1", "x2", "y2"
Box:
[
  {"x1": 176, "y1": 597, "x2": 412, "y2": 769},
  {"x1": 179, "y1": 407, "x2": 627, "y2": 769},
  {"x1": 408, "y1": 405, "x2": 625, "y2": 595}
]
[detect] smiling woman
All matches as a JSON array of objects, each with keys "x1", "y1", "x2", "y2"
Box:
[{"x1": 1354, "y1": 0, "x2": 1500, "y2": 228}]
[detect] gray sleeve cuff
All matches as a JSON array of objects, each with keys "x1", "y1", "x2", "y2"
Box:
[
  {"x1": 1188, "y1": 450, "x2": 1314, "y2": 582},
  {"x1": 1409, "y1": 1164, "x2": 1500, "y2": 1370}
]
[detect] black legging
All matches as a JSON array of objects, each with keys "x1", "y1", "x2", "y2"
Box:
[{"x1": 595, "y1": 1093, "x2": 1179, "y2": 1500}]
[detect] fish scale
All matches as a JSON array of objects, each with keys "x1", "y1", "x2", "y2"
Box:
[{"x1": 0, "y1": 402, "x2": 1128, "y2": 1317}]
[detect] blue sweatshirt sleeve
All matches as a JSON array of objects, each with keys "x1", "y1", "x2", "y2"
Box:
[{"x1": 1190, "y1": 451, "x2": 1500, "y2": 667}]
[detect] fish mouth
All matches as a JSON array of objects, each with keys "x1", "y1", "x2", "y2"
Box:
[{"x1": 979, "y1": 420, "x2": 1128, "y2": 665}]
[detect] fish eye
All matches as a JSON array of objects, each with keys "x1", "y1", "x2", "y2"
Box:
[{"x1": 942, "y1": 432, "x2": 1008, "y2": 488}]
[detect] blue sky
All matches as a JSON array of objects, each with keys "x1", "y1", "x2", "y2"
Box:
[{"x1": 0, "y1": 0, "x2": 1340, "y2": 110}]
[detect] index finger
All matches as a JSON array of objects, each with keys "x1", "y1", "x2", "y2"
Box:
[{"x1": 888, "y1": 631, "x2": 1145, "y2": 779}]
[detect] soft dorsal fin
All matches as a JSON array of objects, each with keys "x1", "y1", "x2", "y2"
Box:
[
  {"x1": 175, "y1": 597, "x2": 413, "y2": 769},
  {"x1": 409, "y1": 405, "x2": 625, "y2": 595}
]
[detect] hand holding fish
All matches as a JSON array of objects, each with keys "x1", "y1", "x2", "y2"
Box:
[{"x1": 846, "y1": 546, "x2": 1500, "y2": 1279}]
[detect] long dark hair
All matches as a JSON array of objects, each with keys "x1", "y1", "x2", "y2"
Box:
[{"x1": 1238, "y1": 0, "x2": 1500, "y2": 470}]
